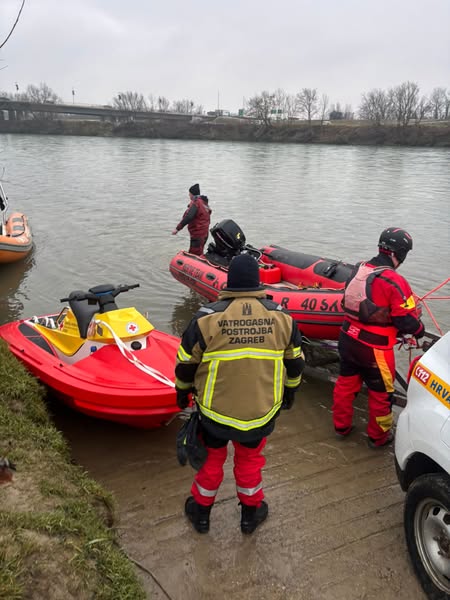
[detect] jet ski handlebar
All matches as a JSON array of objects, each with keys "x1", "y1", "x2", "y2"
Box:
[{"x1": 60, "y1": 283, "x2": 140, "y2": 303}]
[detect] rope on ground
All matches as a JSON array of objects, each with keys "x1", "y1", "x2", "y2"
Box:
[{"x1": 123, "y1": 550, "x2": 173, "y2": 599}]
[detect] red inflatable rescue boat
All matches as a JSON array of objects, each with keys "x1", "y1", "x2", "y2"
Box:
[{"x1": 170, "y1": 219, "x2": 355, "y2": 341}]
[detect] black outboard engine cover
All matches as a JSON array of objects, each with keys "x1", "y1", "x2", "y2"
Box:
[{"x1": 208, "y1": 219, "x2": 246, "y2": 263}]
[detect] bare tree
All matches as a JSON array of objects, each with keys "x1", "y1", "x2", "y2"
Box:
[
  {"x1": 445, "y1": 93, "x2": 450, "y2": 120},
  {"x1": 429, "y1": 87, "x2": 448, "y2": 120},
  {"x1": 414, "y1": 95, "x2": 431, "y2": 125},
  {"x1": 296, "y1": 88, "x2": 318, "y2": 124},
  {"x1": 272, "y1": 88, "x2": 289, "y2": 120},
  {"x1": 246, "y1": 91, "x2": 276, "y2": 126},
  {"x1": 113, "y1": 91, "x2": 148, "y2": 111},
  {"x1": 319, "y1": 93, "x2": 329, "y2": 124},
  {"x1": 388, "y1": 81, "x2": 421, "y2": 127},
  {"x1": 172, "y1": 99, "x2": 195, "y2": 114},
  {"x1": 14, "y1": 83, "x2": 62, "y2": 119},
  {"x1": 158, "y1": 96, "x2": 170, "y2": 112},
  {"x1": 21, "y1": 82, "x2": 62, "y2": 104},
  {"x1": 284, "y1": 94, "x2": 298, "y2": 120},
  {"x1": 148, "y1": 94, "x2": 156, "y2": 112},
  {"x1": 359, "y1": 88, "x2": 392, "y2": 124}
]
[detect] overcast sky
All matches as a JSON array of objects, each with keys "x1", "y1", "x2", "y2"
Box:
[{"x1": 0, "y1": 0, "x2": 449, "y2": 112}]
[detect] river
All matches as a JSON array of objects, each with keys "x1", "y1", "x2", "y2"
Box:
[
  {"x1": 1, "y1": 134, "x2": 448, "y2": 599},
  {"x1": 0, "y1": 134, "x2": 449, "y2": 332}
]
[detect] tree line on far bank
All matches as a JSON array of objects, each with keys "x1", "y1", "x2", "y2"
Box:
[
  {"x1": 1, "y1": 81, "x2": 449, "y2": 128},
  {"x1": 247, "y1": 83, "x2": 450, "y2": 128}
]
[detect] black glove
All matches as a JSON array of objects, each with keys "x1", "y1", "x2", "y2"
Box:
[
  {"x1": 281, "y1": 387, "x2": 296, "y2": 410},
  {"x1": 176, "y1": 388, "x2": 191, "y2": 409},
  {"x1": 414, "y1": 321, "x2": 425, "y2": 340}
]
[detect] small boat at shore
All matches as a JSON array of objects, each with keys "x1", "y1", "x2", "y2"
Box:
[
  {"x1": 170, "y1": 219, "x2": 355, "y2": 341},
  {"x1": 0, "y1": 182, "x2": 33, "y2": 264},
  {"x1": 0, "y1": 283, "x2": 181, "y2": 429}
]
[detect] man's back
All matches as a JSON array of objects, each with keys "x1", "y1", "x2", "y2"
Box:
[{"x1": 190, "y1": 289, "x2": 298, "y2": 423}]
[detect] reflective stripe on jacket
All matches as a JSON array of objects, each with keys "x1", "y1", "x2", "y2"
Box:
[{"x1": 175, "y1": 289, "x2": 304, "y2": 436}]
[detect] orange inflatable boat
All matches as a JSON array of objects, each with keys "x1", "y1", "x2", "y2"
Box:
[{"x1": 0, "y1": 182, "x2": 33, "y2": 263}]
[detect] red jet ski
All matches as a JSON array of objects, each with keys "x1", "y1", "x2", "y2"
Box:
[{"x1": 0, "y1": 283, "x2": 180, "y2": 429}]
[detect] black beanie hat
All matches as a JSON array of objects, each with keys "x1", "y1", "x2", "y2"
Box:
[
  {"x1": 189, "y1": 183, "x2": 200, "y2": 196},
  {"x1": 226, "y1": 254, "x2": 262, "y2": 291}
]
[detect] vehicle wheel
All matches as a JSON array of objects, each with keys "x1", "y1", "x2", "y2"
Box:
[{"x1": 404, "y1": 473, "x2": 450, "y2": 599}]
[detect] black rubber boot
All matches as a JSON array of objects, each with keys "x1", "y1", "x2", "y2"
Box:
[
  {"x1": 184, "y1": 496, "x2": 212, "y2": 533},
  {"x1": 335, "y1": 425, "x2": 355, "y2": 440},
  {"x1": 240, "y1": 500, "x2": 268, "y2": 534},
  {"x1": 368, "y1": 430, "x2": 394, "y2": 449}
]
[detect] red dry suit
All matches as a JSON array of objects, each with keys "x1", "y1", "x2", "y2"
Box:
[
  {"x1": 176, "y1": 195, "x2": 212, "y2": 255},
  {"x1": 332, "y1": 253, "x2": 424, "y2": 446}
]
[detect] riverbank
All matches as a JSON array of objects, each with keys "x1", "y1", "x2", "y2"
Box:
[
  {"x1": 1, "y1": 118, "x2": 449, "y2": 147},
  {"x1": 56, "y1": 374, "x2": 426, "y2": 600},
  {"x1": 0, "y1": 336, "x2": 428, "y2": 600},
  {"x1": 0, "y1": 340, "x2": 146, "y2": 600}
]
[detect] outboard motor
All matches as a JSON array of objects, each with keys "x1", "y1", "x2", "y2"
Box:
[{"x1": 206, "y1": 219, "x2": 247, "y2": 266}]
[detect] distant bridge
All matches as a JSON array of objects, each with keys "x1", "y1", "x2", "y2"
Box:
[{"x1": 0, "y1": 99, "x2": 198, "y2": 122}]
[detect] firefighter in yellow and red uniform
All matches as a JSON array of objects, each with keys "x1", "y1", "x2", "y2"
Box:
[
  {"x1": 333, "y1": 228, "x2": 425, "y2": 448},
  {"x1": 175, "y1": 253, "x2": 305, "y2": 534}
]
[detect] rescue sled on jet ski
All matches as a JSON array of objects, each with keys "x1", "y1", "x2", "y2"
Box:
[
  {"x1": 170, "y1": 219, "x2": 355, "y2": 341},
  {"x1": 0, "y1": 283, "x2": 180, "y2": 428}
]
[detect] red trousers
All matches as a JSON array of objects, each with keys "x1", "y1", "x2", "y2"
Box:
[
  {"x1": 191, "y1": 435, "x2": 266, "y2": 508},
  {"x1": 332, "y1": 332, "x2": 395, "y2": 443}
]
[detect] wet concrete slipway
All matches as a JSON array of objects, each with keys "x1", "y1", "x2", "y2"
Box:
[{"x1": 52, "y1": 376, "x2": 426, "y2": 600}]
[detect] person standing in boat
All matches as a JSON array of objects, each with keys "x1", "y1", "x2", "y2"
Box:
[
  {"x1": 172, "y1": 183, "x2": 212, "y2": 256},
  {"x1": 332, "y1": 227, "x2": 425, "y2": 449},
  {"x1": 174, "y1": 253, "x2": 305, "y2": 534}
]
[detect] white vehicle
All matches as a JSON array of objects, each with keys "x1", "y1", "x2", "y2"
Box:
[{"x1": 395, "y1": 331, "x2": 450, "y2": 599}]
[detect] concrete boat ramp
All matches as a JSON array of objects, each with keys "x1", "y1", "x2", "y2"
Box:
[{"x1": 58, "y1": 377, "x2": 426, "y2": 600}]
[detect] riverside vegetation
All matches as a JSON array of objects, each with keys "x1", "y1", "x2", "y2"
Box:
[
  {"x1": 0, "y1": 340, "x2": 146, "y2": 600},
  {"x1": 0, "y1": 117, "x2": 450, "y2": 147},
  {"x1": 1, "y1": 80, "x2": 450, "y2": 146}
]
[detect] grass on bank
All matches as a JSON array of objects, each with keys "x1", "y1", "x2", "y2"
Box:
[{"x1": 0, "y1": 340, "x2": 146, "y2": 600}]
